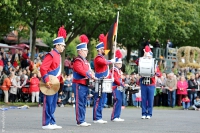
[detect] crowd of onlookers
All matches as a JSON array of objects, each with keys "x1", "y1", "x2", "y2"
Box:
[
  {"x1": 0, "y1": 48, "x2": 44, "y2": 105},
  {"x1": 130, "y1": 70, "x2": 200, "y2": 111}
]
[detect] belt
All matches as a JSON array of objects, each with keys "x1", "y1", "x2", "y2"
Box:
[{"x1": 73, "y1": 79, "x2": 87, "y2": 85}]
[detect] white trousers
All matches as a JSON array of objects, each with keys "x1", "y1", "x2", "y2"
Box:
[
  {"x1": 31, "y1": 91, "x2": 39, "y2": 103},
  {"x1": 3, "y1": 90, "x2": 9, "y2": 103}
]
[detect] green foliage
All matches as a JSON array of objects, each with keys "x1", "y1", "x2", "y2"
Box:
[
  {"x1": 37, "y1": 31, "x2": 54, "y2": 48},
  {"x1": 65, "y1": 37, "x2": 78, "y2": 57},
  {"x1": 1, "y1": 0, "x2": 200, "y2": 64},
  {"x1": 0, "y1": 0, "x2": 18, "y2": 34},
  {"x1": 125, "y1": 64, "x2": 135, "y2": 75}
]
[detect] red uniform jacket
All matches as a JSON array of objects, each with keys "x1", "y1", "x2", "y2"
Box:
[
  {"x1": 73, "y1": 55, "x2": 93, "y2": 85},
  {"x1": 110, "y1": 67, "x2": 124, "y2": 90},
  {"x1": 94, "y1": 54, "x2": 111, "y2": 78},
  {"x1": 40, "y1": 49, "x2": 62, "y2": 83}
]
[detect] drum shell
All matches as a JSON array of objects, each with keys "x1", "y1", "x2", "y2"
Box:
[
  {"x1": 138, "y1": 57, "x2": 155, "y2": 77},
  {"x1": 95, "y1": 79, "x2": 112, "y2": 93}
]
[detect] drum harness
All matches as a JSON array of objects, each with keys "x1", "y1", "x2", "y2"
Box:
[{"x1": 97, "y1": 78, "x2": 104, "y2": 98}]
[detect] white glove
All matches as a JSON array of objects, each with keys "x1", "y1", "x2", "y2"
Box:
[{"x1": 110, "y1": 58, "x2": 115, "y2": 64}]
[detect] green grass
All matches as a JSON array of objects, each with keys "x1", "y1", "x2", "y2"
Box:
[
  {"x1": 0, "y1": 102, "x2": 184, "y2": 110},
  {"x1": 123, "y1": 106, "x2": 183, "y2": 110},
  {"x1": 0, "y1": 102, "x2": 38, "y2": 107}
]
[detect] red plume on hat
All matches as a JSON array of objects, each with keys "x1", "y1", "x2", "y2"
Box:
[
  {"x1": 80, "y1": 34, "x2": 89, "y2": 44},
  {"x1": 58, "y1": 25, "x2": 67, "y2": 39},
  {"x1": 144, "y1": 45, "x2": 151, "y2": 52},
  {"x1": 99, "y1": 34, "x2": 105, "y2": 42},
  {"x1": 115, "y1": 50, "x2": 122, "y2": 58}
]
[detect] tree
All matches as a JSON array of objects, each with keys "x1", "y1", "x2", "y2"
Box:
[
  {"x1": 15, "y1": 0, "x2": 66, "y2": 60},
  {"x1": 0, "y1": 0, "x2": 18, "y2": 35}
]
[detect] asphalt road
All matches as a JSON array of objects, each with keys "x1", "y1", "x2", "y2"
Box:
[{"x1": 0, "y1": 106, "x2": 199, "y2": 133}]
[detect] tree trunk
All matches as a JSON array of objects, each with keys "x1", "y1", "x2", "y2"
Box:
[
  {"x1": 87, "y1": 43, "x2": 92, "y2": 61},
  {"x1": 31, "y1": 22, "x2": 37, "y2": 61},
  {"x1": 61, "y1": 48, "x2": 66, "y2": 73},
  {"x1": 126, "y1": 44, "x2": 132, "y2": 63}
]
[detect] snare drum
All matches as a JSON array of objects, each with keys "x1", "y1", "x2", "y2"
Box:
[
  {"x1": 138, "y1": 57, "x2": 155, "y2": 77},
  {"x1": 95, "y1": 79, "x2": 112, "y2": 93}
]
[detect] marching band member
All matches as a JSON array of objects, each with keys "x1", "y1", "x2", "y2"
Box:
[
  {"x1": 72, "y1": 34, "x2": 95, "y2": 127},
  {"x1": 136, "y1": 45, "x2": 156, "y2": 119},
  {"x1": 93, "y1": 34, "x2": 115, "y2": 124},
  {"x1": 110, "y1": 50, "x2": 127, "y2": 122},
  {"x1": 40, "y1": 37, "x2": 65, "y2": 130}
]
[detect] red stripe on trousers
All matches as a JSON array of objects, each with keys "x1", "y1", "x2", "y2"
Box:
[
  {"x1": 94, "y1": 97, "x2": 100, "y2": 120},
  {"x1": 111, "y1": 91, "x2": 116, "y2": 120},
  {"x1": 75, "y1": 84, "x2": 80, "y2": 124},
  {"x1": 42, "y1": 95, "x2": 46, "y2": 126}
]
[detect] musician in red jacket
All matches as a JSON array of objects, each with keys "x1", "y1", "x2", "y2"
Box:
[
  {"x1": 110, "y1": 50, "x2": 127, "y2": 122},
  {"x1": 93, "y1": 34, "x2": 115, "y2": 124},
  {"x1": 40, "y1": 37, "x2": 65, "y2": 130},
  {"x1": 137, "y1": 45, "x2": 156, "y2": 119},
  {"x1": 72, "y1": 35, "x2": 95, "y2": 127}
]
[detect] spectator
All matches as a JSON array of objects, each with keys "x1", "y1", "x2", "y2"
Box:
[
  {"x1": 0, "y1": 55, "x2": 4, "y2": 69},
  {"x1": 38, "y1": 91, "x2": 44, "y2": 107},
  {"x1": 154, "y1": 73, "x2": 164, "y2": 106},
  {"x1": 17, "y1": 74, "x2": 28, "y2": 102},
  {"x1": 160, "y1": 73, "x2": 168, "y2": 106},
  {"x1": 135, "y1": 89, "x2": 141, "y2": 108},
  {"x1": 192, "y1": 96, "x2": 200, "y2": 111},
  {"x1": 63, "y1": 74, "x2": 72, "y2": 105},
  {"x1": 0, "y1": 48, "x2": 5, "y2": 56},
  {"x1": 188, "y1": 74, "x2": 198, "y2": 106},
  {"x1": 166, "y1": 73, "x2": 177, "y2": 108},
  {"x1": 166, "y1": 39, "x2": 173, "y2": 48},
  {"x1": 153, "y1": 39, "x2": 161, "y2": 48},
  {"x1": 130, "y1": 75, "x2": 137, "y2": 107},
  {"x1": 2, "y1": 52, "x2": 8, "y2": 67},
  {"x1": 34, "y1": 56, "x2": 42, "y2": 67},
  {"x1": 1, "y1": 73, "x2": 14, "y2": 103},
  {"x1": 182, "y1": 95, "x2": 190, "y2": 110},
  {"x1": 11, "y1": 49, "x2": 20, "y2": 64},
  {"x1": 124, "y1": 74, "x2": 130, "y2": 106},
  {"x1": 143, "y1": 39, "x2": 150, "y2": 48},
  {"x1": 29, "y1": 73, "x2": 40, "y2": 104},
  {"x1": 12, "y1": 56, "x2": 20, "y2": 68},
  {"x1": 64, "y1": 56, "x2": 71, "y2": 76},
  {"x1": 177, "y1": 76, "x2": 188, "y2": 106},
  {"x1": 21, "y1": 49, "x2": 29, "y2": 69},
  {"x1": 9, "y1": 76, "x2": 21, "y2": 102},
  {"x1": 4, "y1": 61, "x2": 14, "y2": 73}
]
